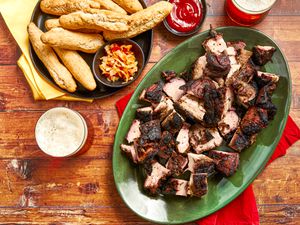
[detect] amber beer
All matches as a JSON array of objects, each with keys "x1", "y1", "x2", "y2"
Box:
[{"x1": 226, "y1": 0, "x2": 277, "y2": 26}]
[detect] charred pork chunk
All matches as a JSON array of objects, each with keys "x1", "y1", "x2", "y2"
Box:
[
  {"x1": 240, "y1": 107, "x2": 268, "y2": 136},
  {"x1": 136, "y1": 142, "x2": 159, "y2": 164},
  {"x1": 204, "y1": 51, "x2": 231, "y2": 78},
  {"x1": 120, "y1": 144, "x2": 138, "y2": 164},
  {"x1": 188, "y1": 173, "x2": 208, "y2": 197},
  {"x1": 255, "y1": 71, "x2": 280, "y2": 88},
  {"x1": 235, "y1": 61, "x2": 256, "y2": 83},
  {"x1": 140, "y1": 120, "x2": 161, "y2": 143},
  {"x1": 153, "y1": 96, "x2": 174, "y2": 121},
  {"x1": 181, "y1": 77, "x2": 217, "y2": 99},
  {"x1": 136, "y1": 107, "x2": 153, "y2": 123},
  {"x1": 187, "y1": 153, "x2": 215, "y2": 174},
  {"x1": 175, "y1": 94, "x2": 206, "y2": 123},
  {"x1": 252, "y1": 45, "x2": 276, "y2": 66},
  {"x1": 144, "y1": 161, "x2": 171, "y2": 195},
  {"x1": 218, "y1": 110, "x2": 240, "y2": 137},
  {"x1": 192, "y1": 55, "x2": 207, "y2": 80},
  {"x1": 208, "y1": 150, "x2": 239, "y2": 176},
  {"x1": 203, "y1": 28, "x2": 227, "y2": 55},
  {"x1": 161, "y1": 70, "x2": 177, "y2": 82},
  {"x1": 231, "y1": 79, "x2": 257, "y2": 108},
  {"x1": 161, "y1": 111, "x2": 184, "y2": 134},
  {"x1": 228, "y1": 128, "x2": 255, "y2": 152},
  {"x1": 139, "y1": 81, "x2": 164, "y2": 104},
  {"x1": 176, "y1": 123, "x2": 191, "y2": 154},
  {"x1": 162, "y1": 178, "x2": 188, "y2": 196},
  {"x1": 203, "y1": 86, "x2": 224, "y2": 127},
  {"x1": 227, "y1": 41, "x2": 246, "y2": 54},
  {"x1": 126, "y1": 119, "x2": 141, "y2": 143},
  {"x1": 163, "y1": 77, "x2": 186, "y2": 101},
  {"x1": 166, "y1": 151, "x2": 188, "y2": 176},
  {"x1": 220, "y1": 87, "x2": 234, "y2": 118},
  {"x1": 189, "y1": 124, "x2": 223, "y2": 154},
  {"x1": 256, "y1": 83, "x2": 277, "y2": 120},
  {"x1": 158, "y1": 131, "x2": 176, "y2": 160}
]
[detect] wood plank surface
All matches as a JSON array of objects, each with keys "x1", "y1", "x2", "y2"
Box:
[{"x1": 0, "y1": 0, "x2": 299, "y2": 224}]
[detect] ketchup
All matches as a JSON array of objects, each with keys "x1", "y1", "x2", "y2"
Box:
[{"x1": 166, "y1": 0, "x2": 203, "y2": 33}]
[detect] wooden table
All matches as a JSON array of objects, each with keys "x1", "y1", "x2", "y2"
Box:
[{"x1": 0, "y1": 0, "x2": 299, "y2": 224}]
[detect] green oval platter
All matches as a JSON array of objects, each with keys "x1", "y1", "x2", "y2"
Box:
[{"x1": 113, "y1": 26, "x2": 291, "y2": 224}]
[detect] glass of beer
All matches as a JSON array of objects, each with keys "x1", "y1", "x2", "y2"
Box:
[{"x1": 225, "y1": 0, "x2": 277, "y2": 26}]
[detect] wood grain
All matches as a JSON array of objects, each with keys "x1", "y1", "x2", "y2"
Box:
[{"x1": 0, "y1": 0, "x2": 299, "y2": 224}]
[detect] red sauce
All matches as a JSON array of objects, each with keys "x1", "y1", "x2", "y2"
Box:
[{"x1": 166, "y1": 0, "x2": 203, "y2": 33}]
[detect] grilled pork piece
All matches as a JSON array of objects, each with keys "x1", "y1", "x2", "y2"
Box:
[
  {"x1": 238, "y1": 49, "x2": 253, "y2": 66},
  {"x1": 181, "y1": 77, "x2": 217, "y2": 99},
  {"x1": 161, "y1": 70, "x2": 177, "y2": 82},
  {"x1": 176, "y1": 123, "x2": 191, "y2": 154},
  {"x1": 162, "y1": 178, "x2": 188, "y2": 196},
  {"x1": 161, "y1": 111, "x2": 184, "y2": 134},
  {"x1": 256, "y1": 83, "x2": 277, "y2": 120},
  {"x1": 163, "y1": 77, "x2": 186, "y2": 101},
  {"x1": 218, "y1": 110, "x2": 240, "y2": 136},
  {"x1": 189, "y1": 124, "x2": 223, "y2": 154},
  {"x1": 226, "y1": 64, "x2": 241, "y2": 84},
  {"x1": 140, "y1": 120, "x2": 161, "y2": 143},
  {"x1": 255, "y1": 71, "x2": 280, "y2": 88},
  {"x1": 220, "y1": 87, "x2": 234, "y2": 119},
  {"x1": 228, "y1": 128, "x2": 255, "y2": 152},
  {"x1": 203, "y1": 28, "x2": 227, "y2": 55},
  {"x1": 188, "y1": 173, "x2": 208, "y2": 197},
  {"x1": 204, "y1": 52, "x2": 231, "y2": 78},
  {"x1": 240, "y1": 107, "x2": 268, "y2": 136},
  {"x1": 158, "y1": 131, "x2": 176, "y2": 160},
  {"x1": 136, "y1": 107, "x2": 153, "y2": 123},
  {"x1": 120, "y1": 144, "x2": 138, "y2": 164},
  {"x1": 153, "y1": 96, "x2": 174, "y2": 121},
  {"x1": 137, "y1": 142, "x2": 159, "y2": 164},
  {"x1": 231, "y1": 79, "x2": 257, "y2": 108},
  {"x1": 166, "y1": 151, "x2": 188, "y2": 176},
  {"x1": 126, "y1": 119, "x2": 141, "y2": 143},
  {"x1": 175, "y1": 94, "x2": 206, "y2": 123},
  {"x1": 235, "y1": 61, "x2": 256, "y2": 83},
  {"x1": 187, "y1": 153, "x2": 215, "y2": 174},
  {"x1": 203, "y1": 86, "x2": 224, "y2": 127},
  {"x1": 192, "y1": 55, "x2": 207, "y2": 80},
  {"x1": 144, "y1": 161, "x2": 171, "y2": 195},
  {"x1": 139, "y1": 81, "x2": 164, "y2": 104},
  {"x1": 252, "y1": 45, "x2": 276, "y2": 66},
  {"x1": 208, "y1": 150, "x2": 239, "y2": 176},
  {"x1": 227, "y1": 41, "x2": 246, "y2": 53}
]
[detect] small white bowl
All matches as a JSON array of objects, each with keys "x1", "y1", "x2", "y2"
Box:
[{"x1": 35, "y1": 107, "x2": 88, "y2": 157}]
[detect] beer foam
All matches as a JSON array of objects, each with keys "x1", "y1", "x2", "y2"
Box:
[
  {"x1": 235, "y1": 0, "x2": 276, "y2": 12},
  {"x1": 35, "y1": 108, "x2": 86, "y2": 157}
]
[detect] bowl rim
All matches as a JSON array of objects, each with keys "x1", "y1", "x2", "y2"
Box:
[
  {"x1": 163, "y1": 0, "x2": 207, "y2": 37},
  {"x1": 92, "y1": 38, "x2": 145, "y2": 88}
]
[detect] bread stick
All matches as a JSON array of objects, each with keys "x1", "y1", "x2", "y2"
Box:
[
  {"x1": 27, "y1": 22, "x2": 77, "y2": 92},
  {"x1": 54, "y1": 48, "x2": 97, "y2": 91},
  {"x1": 40, "y1": 0, "x2": 101, "y2": 16},
  {"x1": 111, "y1": 0, "x2": 143, "y2": 14},
  {"x1": 96, "y1": 0, "x2": 127, "y2": 14},
  {"x1": 45, "y1": 18, "x2": 100, "y2": 33},
  {"x1": 103, "y1": 1, "x2": 173, "y2": 41},
  {"x1": 59, "y1": 10, "x2": 129, "y2": 32},
  {"x1": 41, "y1": 27, "x2": 105, "y2": 53}
]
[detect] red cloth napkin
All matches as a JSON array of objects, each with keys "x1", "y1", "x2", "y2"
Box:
[{"x1": 116, "y1": 93, "x2": 300, "y2": 225}]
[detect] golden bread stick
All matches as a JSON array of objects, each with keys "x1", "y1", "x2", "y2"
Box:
[
  {"x1": 111, "y1": 0, "x2": 143, "y2": 14},
  {"x1": 103, "y1": 1, "x2": 173, "y2": 41},
  {"x1": 27, "y1": 22, "x2": 77, "y2": 92},
  {"x1": 54, "y1": 48, "x2": 97, "y2": 91},
  {"x1": 41, "y1": 27, "x2": 105, "y2": 53},
  {"x1": 40, "y1": 0, "x2": 101, "y2": 16},
  {"x1": 59, "y1": 10, "x2": 129, "y2": 32},
  {"x1": 96, "y1": 0, "x2": 127, "y2": 14},
  {"x1": 45, "y1": 18, "x2": 100, "y2": 33}
]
